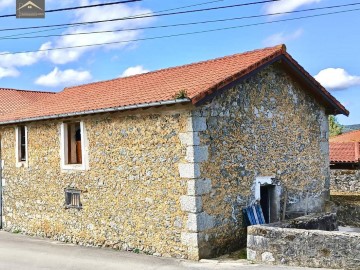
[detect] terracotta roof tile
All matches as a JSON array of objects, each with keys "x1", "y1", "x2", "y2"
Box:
[
  {"x1": 0, "y1": 88, "x2": 54, "y2": 115},
  {"x1": 0, "y1": 44, "x2": 348, "y2": 124},
  {"x1": 329, "y1": 130, "x2": 360, "y2": 142},
  {"x1": 330, "y1": 142, "x2": 360, "y2": 163}
]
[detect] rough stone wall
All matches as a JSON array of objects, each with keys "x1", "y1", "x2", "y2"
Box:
[
  {"x1": 330, "y1": 170, "x2": 360, "y2": 227},
  {"x1": 331, "y1": 169, "x2": 360, "y2": 193},
  {"x1": 247, "y1": 225, "x2": 360, "y2": 269},
  {"x1": 1, "y1": 107, "x2": 193, "y2": 258},
  {"x1": 190, "y1": 63, "x2": 329, "y2": 258},
  {"x1": 331, "y1": 194, "x2": 360, "y2": 227},
  {"x1": 266, "y1": 213, "x2": 338, "y2": 231}
]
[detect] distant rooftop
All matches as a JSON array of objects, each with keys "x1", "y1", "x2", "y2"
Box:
[
  {"x1": 330, "y1": 130, "x2": 360, "y2": 143},
  {"x1": 330, "y1": 142, "x2": 360, "y2": 164}
]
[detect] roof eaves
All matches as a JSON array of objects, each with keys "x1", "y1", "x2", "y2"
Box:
[
  {"x1": 191, "y1": 48, "x2": 284, "y2": 105},
  {"x1": 0, "y1": 98, "x2": 191, "y2": 125},
  {"x1": 189, "y1": 45, "x2": 348, "y2": 116},
  {"x1": 281, "y1": 53, "x2": 349, "y2": 116}
]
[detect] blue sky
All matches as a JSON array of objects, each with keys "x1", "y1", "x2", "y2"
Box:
[{"x1": 0, "y1": 0, "x2": 359, "y2": 124}]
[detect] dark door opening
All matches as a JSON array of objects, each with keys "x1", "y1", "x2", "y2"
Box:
[{"x1": 260, "y1": 185, "x2": 276, "y2": 224}]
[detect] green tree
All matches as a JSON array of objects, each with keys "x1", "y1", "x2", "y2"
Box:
[{"x1": 329, "y1": 115, "x2": 343, "y2": 137}]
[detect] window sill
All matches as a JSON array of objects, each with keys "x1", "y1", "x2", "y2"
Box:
[
  {"x1": 61, "y1": 163, "x2": 87, "y2": 171},
  {"x1": 65, "y1": 205, "x2": 82, "y2": 210},
  {"x1": 16, "y1": 161, "x2": 28, "y2": 168}
]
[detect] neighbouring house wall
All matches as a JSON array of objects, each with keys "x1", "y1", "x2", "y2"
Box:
[
  {"x1": 247, "y1": 224, "x2": 360, "y2": 269},
  {"x1": 0, "y1": 106, "x2": 197, "y2": 259},
  {"x1": 331, "y1": 194, "x2": 360, "y2": 227},
  {"x1": 330, "y1": 170, "x2": 360, "y2": 227},
  {"x1": 184, "y1": 63, "x2": 330, "y2": 258},
  {"x1": 330, "y1": 169, "x2": 360, "y2": 193}
]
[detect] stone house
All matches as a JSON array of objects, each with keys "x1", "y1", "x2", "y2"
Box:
[
  {"x1": 0, "y1": 45, "x2": 348, "y2": 260},
  {"x1": 330, "y1": 132, "x2": 360, "y2": 192},
  {"x1": 329, "y1": 133, "x2": 360, "y2": 227}
]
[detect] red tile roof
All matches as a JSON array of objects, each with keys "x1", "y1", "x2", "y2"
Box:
[
  {"x1": 330, "y1": 142, "x2": 360, "y2": 163},
  {"x1": 0, "y1": 88, "x2": 54, "y2": 115},
  {"x1": 330, "y1": 130, "x2": 360, "y2": 142},
  {"x1": 0, "y1": 44, "x2": 348, "y2": 124}
]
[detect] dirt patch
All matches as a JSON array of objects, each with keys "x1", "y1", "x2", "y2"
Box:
[{"x1": 216, "y1": 248, "x2": 247, "y2": 260}]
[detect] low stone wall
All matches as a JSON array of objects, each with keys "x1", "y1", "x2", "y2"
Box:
[
  {"x1": 247, "y1": 224, "x2": 360, "y2": 269},
  {"x1": 331, "y1": 169, "x2": 360, "y2": 193}
]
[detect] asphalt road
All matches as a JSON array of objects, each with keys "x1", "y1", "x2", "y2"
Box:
[{"x1": 0, "y1": 231, "x2": 334, "y2": 270}]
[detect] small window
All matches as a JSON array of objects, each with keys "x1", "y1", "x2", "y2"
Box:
[
  {"x1": 65, "y1": 122, "x2": 82, "y2": 164},
  {"x1": 16, "y1": 125, "x2": 27, "y2": 164},
  {"x1": 65, "y1": 188, "x2": 82, "y2": 209},
  {"x1": 61, "y1": 121, "x2": 88, "y2": 170}
]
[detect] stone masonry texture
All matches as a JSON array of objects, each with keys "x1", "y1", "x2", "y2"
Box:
[
  {"x1": 189, "y1": 63, "x2": 330, "y2": 258},
  {"x1": 330, "y1": 170, "x2": 360, "y2": 227},
  {"x1": 330, "y1": 169, "x2": 360, "y2": 193},
  {"x1": 0, "y1": 63, "x2": 330, "y2": 260},
  {"x1": 247, "y1": 224, "x2": 360, "y2": 269},
  {"x1": 1, "y1": 108, "x2": 191, "y2": 259}
]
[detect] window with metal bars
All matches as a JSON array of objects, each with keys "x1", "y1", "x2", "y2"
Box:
[{"x1": 64, "y1": 188, "x2": 82, "y2": 209}]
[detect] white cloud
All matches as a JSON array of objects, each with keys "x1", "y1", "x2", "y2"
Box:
[
  {"x1": 265, "y1": 0, "x2": 322, "y2": 14},
  {"x1": 35, "y1": 67, "x2": 92, "y2": 87},
  {"x1": 263, "y1": 29, "x2": 303, "y2": 46},
  {"x1": 0, "y1": 0, "x2": 12, "y2": 10},
  {"x1": 0, "y1": 43, "x2": 50, "y2": 68},
  {"x1": 0, "y1": 43, "x2": 51, "y2": 79},
  {"x1": 0, "y1": 67, "x2": 19, "y2": 79},
  {"x1": 314, "y1": 68, "x2": 360, "y2": 90},
  {"x1": 121, "y1": 65, "x2": 149, "y2": 77},
  {"x1": 45, "y1": 1, "x2": 154, "y2": 64},
  {"x1": 0, "y1": 1, "x2": 154, "y2": 79}
]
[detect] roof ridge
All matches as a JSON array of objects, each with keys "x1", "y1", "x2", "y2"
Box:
[
  {"x1": 0, "y1": 87, "x2": 55, "y2": 94},
  {"x1": 64, "y1": 44, "x2": 285, "y2": 91}
]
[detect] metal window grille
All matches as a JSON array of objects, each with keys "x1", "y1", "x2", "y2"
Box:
[{"x1": 64, "y1": 188, "x2": 82, "y2": 209}]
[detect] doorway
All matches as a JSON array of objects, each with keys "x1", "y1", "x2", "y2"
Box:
[{"x1": 260, "y1": 184, "x2": 276, "y2": 223}]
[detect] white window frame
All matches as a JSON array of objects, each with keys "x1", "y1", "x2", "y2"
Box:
[
  {"x1": 15, "y1": 126, "x2": 28, "y2": 168},
  {"x1": 60, "y1": 121, "x2": 88, "y2": 171}
]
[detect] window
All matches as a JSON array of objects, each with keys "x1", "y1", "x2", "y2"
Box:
[
  {"x1": 16, "y1": 125, "x2": 28, "y2": 166},
  {"x1": 66, "y1": 122, "x2": 82, "y2": 164},
  {"x1": 61, "y1": 121, "x2": 88, "y2": 170},
  {"x1": 64, "y1": 188, "x2": 82, "y2": 209}
]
